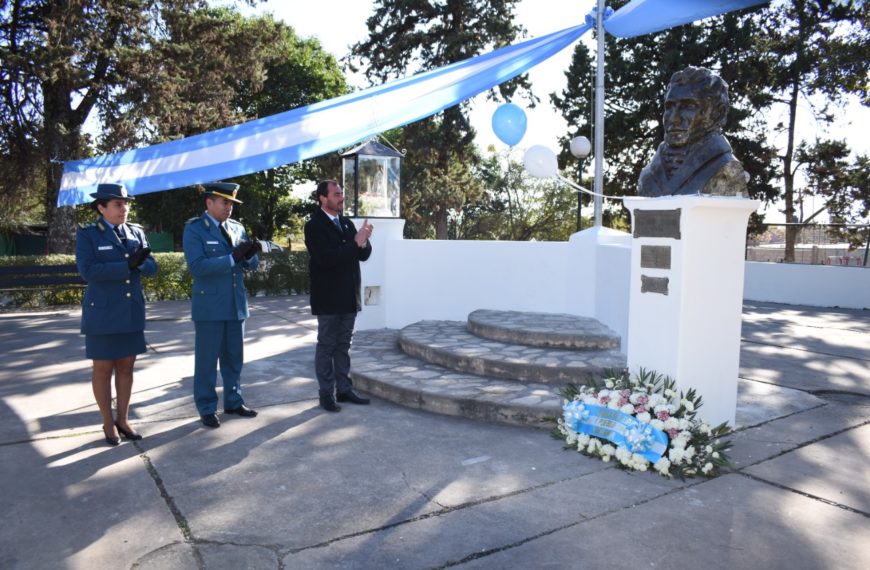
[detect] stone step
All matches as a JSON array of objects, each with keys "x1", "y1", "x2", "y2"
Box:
[
  {"x1": 467, "y1": 309, "x2": 621, "y2": 350},
  {"x1": 398, "y1": 320, "x2": 626, "y2": 385},
  {"x1": 350, "y1": 329, "x2": 562, "y2": 428}
]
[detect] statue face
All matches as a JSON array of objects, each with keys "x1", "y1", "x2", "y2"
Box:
[{"x1": 663, "y1": 83, "x2": 717, "y2": 147}]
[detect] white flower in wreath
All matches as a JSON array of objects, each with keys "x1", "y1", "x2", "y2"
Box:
[
  {"x1": 605, "y1": 380, "x2": 615, "y2": 389},
  {"x1": 668, "y1": 447, "x2": 685, "y2": 463},
  {"x1": 654, "y1": 457, "x2": 671, "y2": 475},
  {"x1": 664, "y1": 417, "x2": 680, "y2": 431},
  {"x1": 583, "y1": 395, "x2": 597, "y2": 405},
  {"x1": 631, "y1": 454, "x2": 649, "y2": 471},
  {"x1": 673, "y1": 433, "x2": 690, "y2": 449},
  {"x1": 681, "y1": 398, "x2": 695, "y2": 412},
  {"x1": 637, "y1": 411, "x2": 652, "y2": 424},
  {"x1": 678, "y1": 418, "x2": 691, "y2": 431},
  {"x1": 684, "y1": 445, "x2": 696, "y2": 460},
  {"x1": 650, "y1": 419, "x2": 665, "y2": 431},
  {"x1": 712, "y1": 451, "x2": 720, "y2": 459},
  {"x1": 702, "y1": 462, "x2": 714, "y2": 474},
  {"x1": 648, "y1": 394, "x2": 665, "y2": 408},
  {"x1": 700, "y1": 424, "x2": 712, "y2": 435},
  {"x1": 620, "y1": 403, "x2": 635, "y2": 414}
]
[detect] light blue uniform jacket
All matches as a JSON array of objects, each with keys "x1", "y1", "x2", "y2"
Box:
[
  {"x1": 182, "y1": 213, "x2": 258, "y2": 322},
  {"x1": 76, "y1": 219, "x2": 158, "y2": 335}
]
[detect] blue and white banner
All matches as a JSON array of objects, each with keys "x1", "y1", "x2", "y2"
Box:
[
  {"x1": 605, "y1": 0, "x2": 769, "y2": 38},
  {"x1": 564, "y1": 400, "x2": 669, "y2": 463},
  {"x1": 57, "y1": 23, "x2": 592, "y2": 206}
]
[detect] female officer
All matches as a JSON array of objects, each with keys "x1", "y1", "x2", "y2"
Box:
[{"x1": 75, "y1": 183, "x2": 157, "y2": 445}]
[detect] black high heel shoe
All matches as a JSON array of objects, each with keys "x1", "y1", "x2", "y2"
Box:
[
  {"x1": 115, "y1": 421, "x2": 143, "y2": 441},
  {"x1": 102, "y1": 426, "x2": 120, "y2": 446}
]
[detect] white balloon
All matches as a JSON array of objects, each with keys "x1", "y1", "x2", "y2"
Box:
[
  {"x1": 570, "y1": 136, "x2": 592, "y2": 159},
  {"x1": 523, "y1": 145, "x2": 558, "y2": 178}
]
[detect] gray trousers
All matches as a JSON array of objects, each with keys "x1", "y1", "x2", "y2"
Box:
[{"x1": 315, "y1": 313, "x2": 356, "y2": 396}]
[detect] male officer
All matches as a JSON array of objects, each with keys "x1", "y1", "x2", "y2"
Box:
[
  {"x1": 304, "y1": 180, "x2": 373, "y2": 412},
  {"x1": 183, "y1": 182, "x2": 261, "y2": 428}
]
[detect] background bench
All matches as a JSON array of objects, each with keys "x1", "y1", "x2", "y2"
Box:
[{"x1": 0, "y1": 264, "x2": 86, "y2": 291}]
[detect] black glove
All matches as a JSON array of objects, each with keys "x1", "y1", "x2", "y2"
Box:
[
  {"x1": 128, "y1": 246, "x2": 151, "y2": 269},
  {"x1": 232, "y1": 240, "x2": 254, "y2": 263},
  {"x1": 245, "y1": 238, "x2": 263, "y2": 259}
]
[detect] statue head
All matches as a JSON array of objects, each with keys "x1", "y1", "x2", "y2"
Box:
[{"x1": 663, "y1": 67, "x2": 729, "y2": 148}]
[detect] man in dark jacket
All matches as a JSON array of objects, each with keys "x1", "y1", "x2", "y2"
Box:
[{"x1": 304, "y1": 180, "x2": 373, "y2": 412}]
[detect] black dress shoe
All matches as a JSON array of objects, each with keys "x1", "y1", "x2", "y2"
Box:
[
  {"x1": 102, "y1": 426, "x2": 120, "y2": 446},
  {"x1": 224, "y1": 404, "x2": 258, "y2": 417},
  {"x1": 115, "y1": 421, "x2": 143, "y2": 441},
  {"x1": 319, "y1": 395, "x2": 342, "y2": 412},
  {"x1": 201, "y1": 414, "x2": 221, "y2": 428},
  {"x1": 336, "y1": 390, "x2": 370, "y2": 405}
]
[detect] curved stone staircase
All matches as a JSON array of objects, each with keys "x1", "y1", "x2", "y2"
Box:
[{"x1": 350, "y1": 310, "x2": 626, "y2": 428}]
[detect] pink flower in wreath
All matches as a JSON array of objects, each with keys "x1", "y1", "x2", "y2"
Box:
[
  {"x1": 667, "y1": 428, "x2": 680, "y2": 440},
  {"x1": 599, "y1": 394, "x2": 611, "y2": 405},
  {"x1": 657, "y1": 410, "x2": 670, "y2": 421}
]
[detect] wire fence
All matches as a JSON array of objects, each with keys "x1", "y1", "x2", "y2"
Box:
[{"x1": 746, "y1": 223, "x2": 870, "y2": 267}]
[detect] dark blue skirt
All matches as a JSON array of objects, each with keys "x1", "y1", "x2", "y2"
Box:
[{"x1": 85, "y1": 331, "x2": 147, "y2": 360}]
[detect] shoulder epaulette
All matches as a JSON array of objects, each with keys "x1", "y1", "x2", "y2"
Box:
[
  {"x1": 78, "y1": 222, "x2": 94, "y2": 229},
  {"x1": 185, "y1": 217, "x2": 201, "y2": 225},
  {"x1": 226, "y1": 218, "x2": 243, "y2": 227},
  {"x1": 127, "y1": 222, "x2": 143, "y2": 228}
]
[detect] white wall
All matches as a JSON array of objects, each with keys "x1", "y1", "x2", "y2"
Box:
[
  {"x1": 744, "y1": 261, "x2": 870, "y2": 310},
  {"x1": 383, "y1": 239, "x2": 582, "y2": 327}
]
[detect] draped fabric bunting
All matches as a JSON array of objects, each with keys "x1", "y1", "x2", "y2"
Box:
[
  {"x1": 604, "y1": 0, "x2": 769, "y2": 38},
  {"x1": 57, "y1": 0, "x2": 770, "y2": 207},
  {"x1": 57, "y1": 23, "x2": 591, "y2": 206}
]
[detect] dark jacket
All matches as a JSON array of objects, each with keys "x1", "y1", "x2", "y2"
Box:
[
  {"x1": 304, "y1": 209, "x2": 372, "y2": 315},
  {"x1": 76, "y1": 219, "x2": 158, "y2": 335}
]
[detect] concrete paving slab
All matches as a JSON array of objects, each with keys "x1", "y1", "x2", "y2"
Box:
[
  {"x1": 735, "y1": 378, "x2": 826, "y2": 428},
  {"x1": 283, "y1": 469, "x2": 690, "y2": 569},
  {"x1": 745, "y1": 423, "x2": 870, "y2": 514},
  {"x1": 740, "y1": 343, "x2": 870, "y2": 395},
  {"x1": 141, "y1": 400, "x2": 612, "y2": 550},
  {"x1": 729, "y1": 401, "x2": 869, "y2": 468},
  {"x1": 0, "y1": 434, "x2": 182, "y2": 570},
  {"x1": 457, "y1": 474, "x2": 870, "y2": 570}
]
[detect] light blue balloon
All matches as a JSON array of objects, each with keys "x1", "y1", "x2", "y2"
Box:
[{"x1": 492, "y1": 103, "x2": 527, "y2": 146}]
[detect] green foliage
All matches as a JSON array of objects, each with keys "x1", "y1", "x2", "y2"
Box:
[
  {"x1": 349, "y1": 0, "x2": 529, "y2": 239},
  {"x1": 755, "y1": 0, "x2": 870, "y2": 259},
  {"x1": 0, "y1": 251, "x2": 311, "y2": 309},
  {"x1": 244, "y1": 251, "x2": 310, "y2": 297},
  {"x1": 453, "y1": 151, "x2": 580, "y2": 240},
  {"x1": 141, "y1": 253, "x2": 193, "y2": 301},
  {"x1": 126, "y1": 19, "x2": 348, "y2": 243}
]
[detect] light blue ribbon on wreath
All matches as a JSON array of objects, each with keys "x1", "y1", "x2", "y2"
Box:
[{"x1": 562, "y1": 400, "x2": 669, "y2": 463}]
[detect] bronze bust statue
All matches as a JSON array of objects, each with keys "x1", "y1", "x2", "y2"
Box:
[{"x1": 637, "y1": 66, "x2": 747, "y2": 197}]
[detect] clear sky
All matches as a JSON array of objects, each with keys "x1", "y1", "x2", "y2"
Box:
[{"x1": 227, "y1": 0, "x2": 868, "y2": 223}]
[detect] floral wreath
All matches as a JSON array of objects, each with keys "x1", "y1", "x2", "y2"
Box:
[{"x1": 554, "y1": 369, "x2": 733, "y2": 479}]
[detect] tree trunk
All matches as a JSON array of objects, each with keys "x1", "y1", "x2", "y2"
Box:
[
  {"x1": 434, "y1": 207, "x2": 449, "y2": 240},
  {"x1": 43, "y1": 105, "x2": 80, "y2": 253}
]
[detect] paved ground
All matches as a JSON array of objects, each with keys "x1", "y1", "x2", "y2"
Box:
[{"x1": 0, "y1": 296, "x2": 868, "y2": 569}]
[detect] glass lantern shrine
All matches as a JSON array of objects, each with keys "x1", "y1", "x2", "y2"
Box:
[{"x1": 341, "y1": 140, "x2": 403, "y2": 218}]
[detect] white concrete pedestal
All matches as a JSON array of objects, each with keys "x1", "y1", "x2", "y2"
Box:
[
  {"x1": 624, "y1": 196, "x2": 759, "y2": 427},
  {"x1": 354, "y1": 217, "x2": 405, "y2": 330}
]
